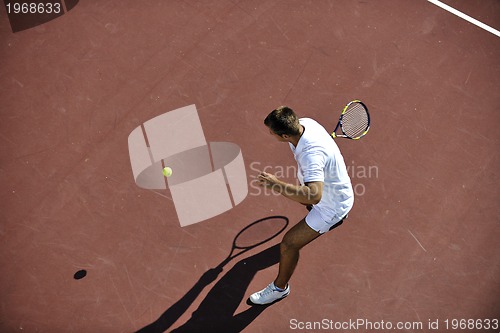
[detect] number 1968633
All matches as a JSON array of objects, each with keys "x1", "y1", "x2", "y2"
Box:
[{"x1": 6, "y1": 2, "x2": 62, "y2": 14}]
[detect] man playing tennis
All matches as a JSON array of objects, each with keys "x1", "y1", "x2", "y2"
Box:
[{"x1": 249, "y1": 106, "x2": 354, "y2": 305}]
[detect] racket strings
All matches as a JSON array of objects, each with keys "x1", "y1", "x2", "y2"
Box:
[{"x1": 341, "y1": 104, "x2": 369, "y2": 138}]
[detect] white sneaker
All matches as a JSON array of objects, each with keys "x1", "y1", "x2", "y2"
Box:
[{"x1": 249, "y1": 282, "x2": 290, "y2": 305}]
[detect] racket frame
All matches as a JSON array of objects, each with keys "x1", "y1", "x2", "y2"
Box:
[{"x1": 331, "y1": 100, "x2": 370, "y2": 140}]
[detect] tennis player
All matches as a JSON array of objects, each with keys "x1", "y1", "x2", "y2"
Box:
[{"x1": 249, "y1": 106, "x2": 354, "y2": 305}]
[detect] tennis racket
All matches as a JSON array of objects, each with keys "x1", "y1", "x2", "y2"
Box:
[
  {"x1": 331, "y1": 100, "x2": 370, "y2": 140},
  {"x1": 217, "y1": 216, "x2": 289, "y2": 268}
]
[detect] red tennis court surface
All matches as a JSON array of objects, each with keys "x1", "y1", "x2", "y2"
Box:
[{"x1": 1, "y1": 1, "x2": 499, "y2": 332}]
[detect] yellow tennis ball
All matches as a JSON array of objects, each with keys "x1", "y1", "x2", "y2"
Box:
[{"x1": 162, "y1": 167, "x2": 173, "y2": 177}]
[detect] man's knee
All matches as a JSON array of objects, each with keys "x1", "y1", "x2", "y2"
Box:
[
  {"x1": 280, "y1": 232, "x2": 302, "y2": 252},
  {"x1": 280, "y1": 220, "x2": 320, "y2": 252}
]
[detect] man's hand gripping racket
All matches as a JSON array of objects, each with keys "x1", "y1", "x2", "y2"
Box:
[{"x1": 331, "y1": 100, "x2": 370, "y2": 140}]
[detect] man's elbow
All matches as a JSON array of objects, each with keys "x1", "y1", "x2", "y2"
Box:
[
  {"x1": 308, "y1": 192, "x2": 322, "y2": 205},
  {"x1": 305, "y1": 183, "x2": 323, "y2": 204},
  {"x1": 309, "y1": 193, "x2": 322, "y2": 205}
]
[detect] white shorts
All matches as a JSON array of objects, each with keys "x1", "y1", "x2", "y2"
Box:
[{"x1": 305, "y1": 207, "x2": 348, "y2": 234}]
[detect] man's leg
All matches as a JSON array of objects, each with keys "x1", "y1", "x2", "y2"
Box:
[
  {"x1": 274, "y1": 218, "x2": 321, "y2": 289},
  {"x1": 249, "y1": 218, "x2": 321, "y2": 305}
]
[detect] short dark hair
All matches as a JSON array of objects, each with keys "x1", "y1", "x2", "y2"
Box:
[{"x1": 264, "y1": 106, "x2": 301, "y2": 136}]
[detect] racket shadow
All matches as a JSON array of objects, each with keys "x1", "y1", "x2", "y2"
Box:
[{"x1": 135, "y1": 216, "x2": 289, "y2": 333}]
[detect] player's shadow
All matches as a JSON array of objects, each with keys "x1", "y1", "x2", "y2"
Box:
[{"x1": 135, "y1": 217, "x2": 287, "y2": 333}]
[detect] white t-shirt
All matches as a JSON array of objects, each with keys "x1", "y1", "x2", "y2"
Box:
[{"x1": 289, "y1": 118, "x2": 354, "y2": 222}]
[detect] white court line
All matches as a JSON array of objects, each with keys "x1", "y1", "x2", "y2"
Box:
[{"x1": 427, "y1": 0, "x2": 500, "y2": 37}]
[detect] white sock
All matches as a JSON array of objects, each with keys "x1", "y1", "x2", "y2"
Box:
[{"x1": 273, "y1": 282, "x2": 287, "y2": 291}]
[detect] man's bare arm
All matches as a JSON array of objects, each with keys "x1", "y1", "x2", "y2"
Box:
[{"x1": 258, "y1": 172, "x2": 323, "y2": 205}]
